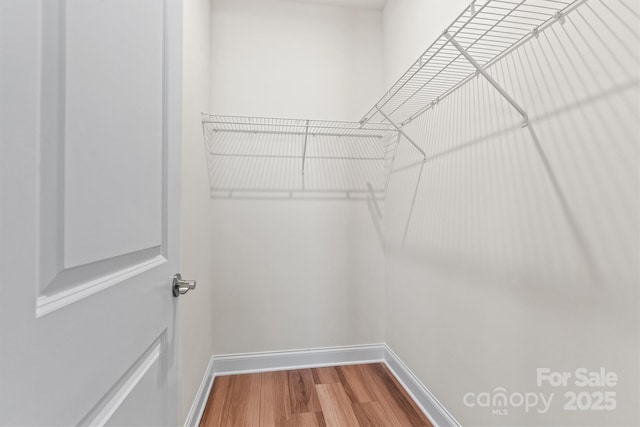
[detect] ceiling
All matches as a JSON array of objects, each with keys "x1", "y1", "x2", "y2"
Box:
[{"x1": 285, "y1": 0, "x2": 388, "y2": 10}]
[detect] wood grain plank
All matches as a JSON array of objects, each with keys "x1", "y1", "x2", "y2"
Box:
[
  {"x1": 199, "y1": 375, "x2": 233, "y2": 427},
  {"x1": 312, "y1": 366, "x2": 341, "y2": 384},
  {"x1": 260, "y1": 371, "x2": 291, "y2": 427},
  {"x1": 289, "y1": 369, "x2": 322, "y2": 414},
  {"x1": 336, "y1": 365, "x2": 375, "y2": 403},
  {"x1": 314, "y1": 411, "x2": 327, "y2": 427},
  {"x1": 200, "y1": 364, "x2": 431, "y2": 427},
  {"x1": 360, "y1": 364, "x2": 432, "y2": 427},
  {"x1": 225, "y1": 373, "x2": 262, "y2": 427},
  {"x1": 316, "y1": 383, "x2": 360, "y2": 427},
  {"x1": 357, "y1": 364, "x2": 415, "y2": 426},
  {"x1": 352, "y1": 402, "x2": 389, "y2": 427},
  {"x1": 284, "y1": 412, "x2": 326, "y2": 427},
  {"x1": 381, "y1": 365, "x2": 433, "y2": 427}
]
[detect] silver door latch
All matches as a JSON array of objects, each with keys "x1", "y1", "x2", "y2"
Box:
[{"x1": 173, "y1": 273, "x2": 196, "y2": 297}]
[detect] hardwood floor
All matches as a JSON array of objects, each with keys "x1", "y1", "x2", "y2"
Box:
[{"x1": 199, "y1": 363, "x2": 433, "y2": 427}]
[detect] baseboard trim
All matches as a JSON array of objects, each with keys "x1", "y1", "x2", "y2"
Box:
[
  {"x1": 213, "y1": 343, "x2": 386, "y2": 376},
  {"x1": 383, "y1": 345, "x2": 461, "y2": 427},
  {"x1": 185, "y1": 343, "x2": 459, "y2": 427},
  {"x1": 184, "y1": 355, "x2": 215, "y2": 427}
]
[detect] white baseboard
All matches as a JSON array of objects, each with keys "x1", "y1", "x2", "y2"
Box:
[
  {"x1": 184, "y1": 343, "x2": 459, "y2": 427},
  {"x1": 184, "y1": 355, "x2": 215, "y2": 427},
  {"x1": 213, "y1": 343, "x2": 386, "y2": 375},
  {"x1": 383, "y1": 345, "x2": 461, "y2": 427}
]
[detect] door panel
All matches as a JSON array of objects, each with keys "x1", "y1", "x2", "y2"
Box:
[
  {"x1": 39, "y1": 0, "x2": 166, "y2": 303},
  {"x1": 0, "y1": 0, "x2": 182, "y2": 425},
  {"x1": 63, "y1": 0, "x2": 164, "y2": 268},
  {"x1": 82, "y1": 334, "x2": 167, "y2": 426}
]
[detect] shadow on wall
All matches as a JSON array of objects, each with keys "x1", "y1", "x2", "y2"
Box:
[
  {"x1": 388, "y1": 0, "x2": 638, "y2": 291},
  {"x1": 202, "y1": 121, "x2": 389, "y2": 355},
  {"x1": 201, "y1": 115, "x2": 397, "y2": 248},
  {"x1": 384, "y1": 1, "x2": 639, "y2": 425}
]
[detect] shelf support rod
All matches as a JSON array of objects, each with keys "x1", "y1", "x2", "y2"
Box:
[
  {"x1": 375, "y1": 106, "x2": 426, "y2": 160},
  {"x1": 302, "y1": 120, "x2": 309, "y2": 174},
  {"x1": 444, "y1": 32, "x2": 529, "y2": 127}
]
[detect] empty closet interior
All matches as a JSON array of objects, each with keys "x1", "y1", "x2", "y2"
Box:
[{"x1": 181, "y1": 0, "x2": 639, "y2": 425}]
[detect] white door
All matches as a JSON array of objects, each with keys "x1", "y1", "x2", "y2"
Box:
[{"x1": 0, "y1": 0, "x2": 183, "y2": 425}]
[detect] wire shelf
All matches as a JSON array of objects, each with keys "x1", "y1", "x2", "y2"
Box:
[
  {"x1": 203, "y1": 114, "x2": 397, "y2": 138},
  {"x1": 361, "y1": 0, "x2": 581, "y2": 127},
  {"x1": 203, "y1": 0, "x2": 586, "y2": 198},
  {"x1": 202, "y1": 114, "x2": 398, "y2": 198}
]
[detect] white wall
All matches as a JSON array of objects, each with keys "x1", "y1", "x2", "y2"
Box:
[
  {"x1": 210, "y1": 200, "x2": 385, "y2": 354},
  {"x1": 210, "y1": 0, "x2": 383, "y2": 121},
  {"x1": 207, "y1": 0, "x2": 386, "y2": 354},
  {"x1": 382, "y1": 1, "x2": 639, "y2": 426},
  {"x1": 180, "y1": 0, "x2": 214, "y2": 423}
]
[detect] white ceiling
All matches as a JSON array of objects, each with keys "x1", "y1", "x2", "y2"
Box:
[{"x1": 286, "y1": 0, "x2": 387, "y2": 10}]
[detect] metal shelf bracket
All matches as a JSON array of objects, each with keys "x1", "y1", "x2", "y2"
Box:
[
  {"x1": 444, "y1": 31, "x2": 530, "y2": 128},
  {"x1": 302, "y1": 119, "x2": 309, "y2": 174},
  {"x1": 375, "y1": 106, "x2": 427, "y2": 160},
  {"x1": 554, "y1": 11, "x2": 566, "y2": 25}
]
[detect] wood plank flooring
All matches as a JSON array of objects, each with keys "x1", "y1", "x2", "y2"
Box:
[{"x1": 199, "y1": 363, "x2": 433, "y2": 427}]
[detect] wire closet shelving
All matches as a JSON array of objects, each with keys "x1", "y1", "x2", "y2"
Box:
[
  {"x1": 362, "y1": 0, "x2": 580, "y2": 128},
  {"x1": 202, "y1": 115, "x2": 399, "y2": 198},
  {"x1": 203, "y1": 0, "x2": 582, "y2": 198}
]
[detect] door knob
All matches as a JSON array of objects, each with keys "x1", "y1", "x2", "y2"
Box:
[{"x1": 173, "y1": 273, "x2": 196, "y2": 297}]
